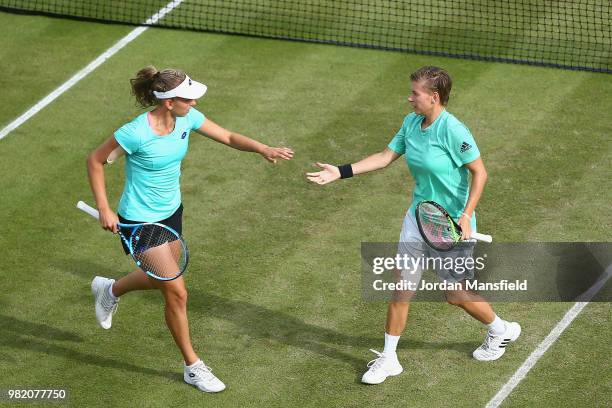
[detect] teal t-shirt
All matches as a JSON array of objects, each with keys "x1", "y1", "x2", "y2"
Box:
[
  {"x1": 114, "y1": 108, "x2": 205, "y2": 221},
  {"x1": 388, "y1": 110, "x2": 480, "y2": 228}
]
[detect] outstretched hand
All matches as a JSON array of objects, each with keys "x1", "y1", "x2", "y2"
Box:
[
  {"x1": 261, "y1": 146, "x2": 294, "y2": 163},
  {"x1": 306, "y1": 162, "x2": 341, "y2": 185}
]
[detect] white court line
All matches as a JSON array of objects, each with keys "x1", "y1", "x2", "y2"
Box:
[
  {"x1": 0, "y1": 0, "x2": 184, "y2": 141},
  {"x1": 486, "y1": 263, "x2": 612, "y2": 408}
]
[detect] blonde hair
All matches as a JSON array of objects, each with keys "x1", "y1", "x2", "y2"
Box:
[
  {"x1": 130, "y1": 66, "x2": 186, "y2": 108},
  {"x1": 410, "y1": 66, "x2": 452, "y2": 106}
]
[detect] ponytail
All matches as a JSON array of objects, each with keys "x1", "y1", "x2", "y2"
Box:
[
  {"x1": 131, "y1": 66, "x2": 159, "y2": 108},
  {"x1": 130, "y1": 66, "x2": 186, "y2": 108}
]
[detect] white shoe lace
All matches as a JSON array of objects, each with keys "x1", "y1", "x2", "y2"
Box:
[
  {"x1": 482, "y1": 333, "x2": 494, "y2": 348},
  {"x1": 366, "y1": 349, "x2": 387, "y2": 372},
  {"x1": 100, "y1": 290, "x2": 119, "y2": 315},
  {"x1": 191, "y1": 363, "x2": 216, "y2": 382},
  {"x1": 478, "y1": 332, "x2": 502, "y2": 354}
]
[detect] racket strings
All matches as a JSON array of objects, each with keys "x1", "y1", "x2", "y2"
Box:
[
  {"x1": 418, "y1": 203, "x2": 457, "y2": 251},
  {"x1": 131, "y1": 224, "x2": 187, "y2": 279}
]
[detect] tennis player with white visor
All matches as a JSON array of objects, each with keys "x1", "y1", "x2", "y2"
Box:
[
  {"x1": 307, "y1": 66, "x2": 520, "y2": 385},
  {"x1": 86, "y1": 66, "x2": 293, "y2": 393},
  {"x1": 107, "y1": 74, "x2": 207, "y2": 163}
]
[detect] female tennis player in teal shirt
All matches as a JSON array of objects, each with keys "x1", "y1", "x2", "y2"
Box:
[
  {"x1": 87, "y1": 66, "x2": 293, "y2": 393},
  {"x1": 307, "y1": 66, "x2": 521, "y2": 385}
]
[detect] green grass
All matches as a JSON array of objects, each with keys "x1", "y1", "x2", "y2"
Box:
[
  {"x1": 0, "y1": 12, "x2": 132, "y2": 125},
  {"x1": 501, "y1": 302, "x2": 611, "y2": 408},
  {"x1": 0, "y1": 10, "x2": 610, "y2": 408}
]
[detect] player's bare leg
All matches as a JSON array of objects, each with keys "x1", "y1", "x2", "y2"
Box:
[
  {"x1": 446, "y1": 284, "x2": 521, "y2": 361},
  {"x1": 151, "y1": 276, "x2": 225, "y2": 392},
  {"x1": 385, "y1": 300, "x2": 410, "y2": 335},
  {"x1": 112, "y1": 269, "x2": 155, "y2": 296}
]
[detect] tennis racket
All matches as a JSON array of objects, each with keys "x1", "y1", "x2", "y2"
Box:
[
  {"x1": 76, "y1": 201, "x2": 189, "y2": 281},
  {"x1": 415, "y1": 200, "x2": 492, "y2": 252}
]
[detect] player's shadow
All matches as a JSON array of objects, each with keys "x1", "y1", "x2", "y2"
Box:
[
  {"x1": 0, "y1": 314, "x2": 83, "y2": 342},
  {"x1": 53, "y1": 258, "x2": 476, "y2": 380},
  {"x1": 0, "y1": 314, "x2": 176, "y2": 381},
  {"x1": 187, "y1": 290, "x2": 475, "y2": 381},
  {"x1": 56, "y1": 258, "x2": 119, "y2": 281}
]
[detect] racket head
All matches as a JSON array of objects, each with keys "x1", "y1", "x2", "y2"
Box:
[
  {"x1": 415, "y1": 200, "x2": 462, "y2": 252},
  {"x1": 119, "y1": 222, "x2": 189, "y2": 281}
]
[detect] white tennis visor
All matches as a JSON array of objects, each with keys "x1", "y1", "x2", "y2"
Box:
[{"x1": 153, "y1": 75, "x2": 207, "y2": 100}]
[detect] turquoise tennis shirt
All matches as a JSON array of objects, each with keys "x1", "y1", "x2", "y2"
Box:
[
  {"x1": 114, "y1": 107, "x2": 205, "y2": 222},
  {"x1": 388, "y1": 110, "x2": 480, "y2": 228}
]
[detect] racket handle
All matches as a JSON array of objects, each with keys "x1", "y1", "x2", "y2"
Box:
[
  {"x1": 76, "y1": 201, "x2": 100, "y2": 220},
  {"x1": 471, "y1": 232, "x2": 493, "y2": 243}
]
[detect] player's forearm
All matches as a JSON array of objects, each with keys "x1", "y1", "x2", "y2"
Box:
[
  {"x1": 227, "y1": 132, "x2": 268, "y2": 154},
  {"x1": 351, "y1": 151, "x2": 392, "y2": 175},
  {"x1": 86, "y1": 155, "x2": 112, "y2": 211},
  {"x1": 463, "y1": 168, "x2": 488, "y2": 216}
]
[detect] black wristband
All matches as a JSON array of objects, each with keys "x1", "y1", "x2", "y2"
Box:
[{"x1": 338, "y1": 164, "x2": 353, "y2": 179}]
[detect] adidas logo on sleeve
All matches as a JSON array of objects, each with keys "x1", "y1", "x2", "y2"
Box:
[{"x1": 460, "y1": 141, "x2": 472, "y2": 153}]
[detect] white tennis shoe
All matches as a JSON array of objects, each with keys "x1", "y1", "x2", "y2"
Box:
[
  {"x1": 361, "y1": 349, "x2": 403, "y2": 384},
  {"x1": 184, "y1": 360, "x2": 226, "y2": 393},
  {"x1": 473, "y1": 322, "x2": 521, "y2": 361},
  {"x1": 91, "y1": 276, "x2": 119, "y2": 330}
]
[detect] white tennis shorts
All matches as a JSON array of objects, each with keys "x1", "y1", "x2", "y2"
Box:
[{"x1": 397, "y1": 210, "x2": 476, "y2": 284}]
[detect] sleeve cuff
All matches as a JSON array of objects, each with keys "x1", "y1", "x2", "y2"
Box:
[{"x1": 114, "y1": 135, "x2": 132, "y2": 154}]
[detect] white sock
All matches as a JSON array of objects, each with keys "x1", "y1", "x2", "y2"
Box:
[
  {"x1": 487, "y1": 315, "x2": 506, "y2": 335},
  {"x1": 383, "y1": 332, "x2": 400, "y2": 355},
  {"x1": 186, "y1": 359, "x2": 202, "y2": 369},
  {"x1": 107, "y1": 283, "x2": 118, "y2": 301}
]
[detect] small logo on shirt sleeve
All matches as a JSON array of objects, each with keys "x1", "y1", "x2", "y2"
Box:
[
  {"x1": 460, "y1": 141, "x2": 472, "y2": 153},
  {"x1": 181, "y1": 131, "x2": 187, "y2": 139}
]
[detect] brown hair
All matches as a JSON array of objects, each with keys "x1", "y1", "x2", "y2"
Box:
[
  {"x1": 410, "y1": 66, "x2": 452, "y2": 106},
  {"x1": 130, "y1": 66, "x2": 186, "y2": 108}
]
